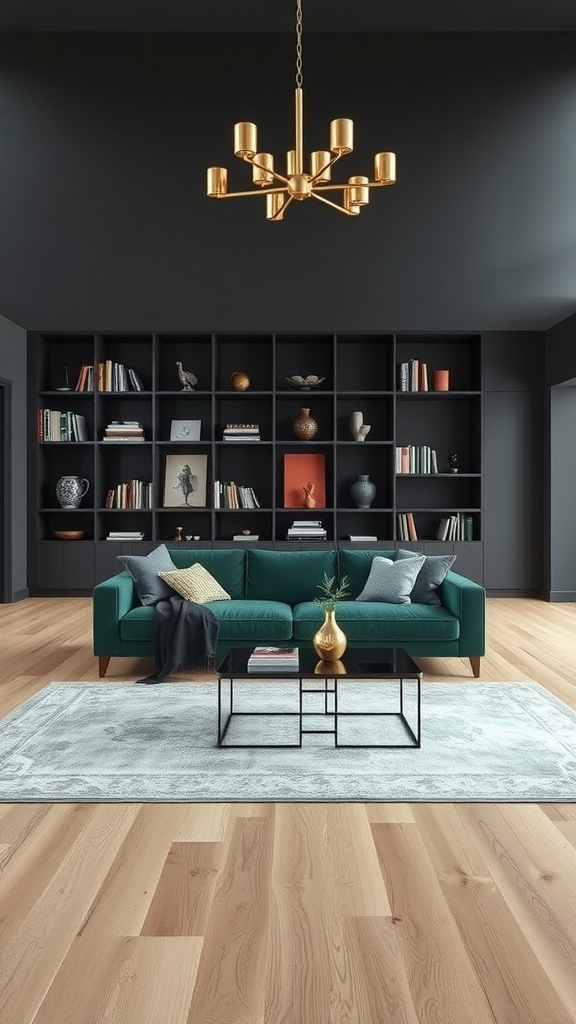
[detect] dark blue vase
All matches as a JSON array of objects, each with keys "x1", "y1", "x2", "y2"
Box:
[{"x1": 350, "y1": 474, "x2": 376, "y2": 509}]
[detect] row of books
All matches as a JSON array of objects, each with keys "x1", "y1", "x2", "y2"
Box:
[
  {"x1": 102, "y1": 421, "x2": 145, "y2": 443},
  {"x1": 223, "y1": 423, "x2": 261, "y2": 442},
  {"x1": 395, "y1": 445, "x2": 438, "y2": 474},
  {"x1": 397, "y1": 360, "x2": 430, "y2": 392},
  {"x1": 104, "y1": 481, "x2": 153, "y2": 509},
  {"x1": 247, "y1": 647, "x2": 299, "y2": 672},
  {"x1": 75, "y1": 362, "x2": 145, "y2": 392},
  {"x1": 436, "y1": 514, "x2": 474, "y2": 541},
  {"x1": 286, "y1": 519, "x2": 327, "y2": 540},
  {"x1": 213, "y1": 480, "x2": 261, "y2": 509},
  {"x1": 397, "y1": 512, "x2": 419, "y2": 541},
  {"x1": 38, "y1": 408, "x2": 88, "y2": 442}
]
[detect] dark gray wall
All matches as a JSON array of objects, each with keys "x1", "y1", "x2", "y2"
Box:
[
  {"x1": 0, "y1": 32, "x2": 576, "y2": 332},
  {"x1": 0, "y1": 313, "x2": 28, "y2": 599},
  {"x1": 483, "y1": 333, "x2": 544, "y2": 593},
  {"x1": 544, "y1": 311, "x2": 576, "y2": 598}
]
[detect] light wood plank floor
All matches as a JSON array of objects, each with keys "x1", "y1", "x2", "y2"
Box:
[{"x1": 1, "y1": 596, "x2": 576, "y2": 1024}]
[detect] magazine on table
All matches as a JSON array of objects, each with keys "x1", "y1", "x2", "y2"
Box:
[{"x1": 247, "y1": 646, "x2": 300, "y2": 671}]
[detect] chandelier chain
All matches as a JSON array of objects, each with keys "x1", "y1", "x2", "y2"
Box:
[{"x1": 296, "y1": 0, "x2": 303, "y2": 88}]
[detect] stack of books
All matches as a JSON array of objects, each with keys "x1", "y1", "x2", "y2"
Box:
[
  {"x1": 286, "y1": 520, "x2": 327, "y2": 541},
  {"x1": 222, "y1": 423, "x2": 261, "y2": 442},
  {"x1": 247, "y1": 647, "x2": 299, "y2": 672},
  {"x1": 102, "y1": 421, "x2": 145, "y2": 442},
  {"x1": 232, "y1": 533, "x2": 259, "y2": 541},
  {"x1": 38, "y1": 409, "x2": 88, "y2": 442},
  {"x1": 106, "y1": 530, "x2": 145, "y2": 541},
  {"x1": 347, "y1": 534, "x2": 378, "y2": 542}
]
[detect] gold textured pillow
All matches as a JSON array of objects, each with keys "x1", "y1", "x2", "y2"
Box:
[{"x1": 158, "y1": 563, "x2": 231, "y2": 603}]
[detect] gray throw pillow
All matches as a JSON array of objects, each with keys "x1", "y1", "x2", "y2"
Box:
[
  {"x1": 116, "y1": 543, "x2": 177, "y2": 606},
  {"x1": 396, "y1": 549, "x2": 456, "y2": 605},
  {"x1": 355, "y1": 555, "x2": 426, "y2": 604}
]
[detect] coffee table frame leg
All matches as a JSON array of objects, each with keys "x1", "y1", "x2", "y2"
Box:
[{"x1": 334, "y1": 676, "x2": 421, "y2": 749}]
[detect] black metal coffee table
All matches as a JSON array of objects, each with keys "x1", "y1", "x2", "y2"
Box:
[{"x1": 215, "y1": 646, "x2": 422, "y2": 749}]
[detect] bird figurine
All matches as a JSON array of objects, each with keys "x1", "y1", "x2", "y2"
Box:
[
  {"x1": 176, "y1": 361, "x2": 198, "y2": 391},
  {"x1": 286, "y1": 374, "x2": 326, "y2": 390}
]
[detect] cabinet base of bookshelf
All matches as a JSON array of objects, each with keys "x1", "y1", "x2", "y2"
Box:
[
  {"x1": 469, "y1": 655, "x2": 481, "y2": 678},
  {"x1": 99, "y1": 656, "x2": 111, "y2": 678}
]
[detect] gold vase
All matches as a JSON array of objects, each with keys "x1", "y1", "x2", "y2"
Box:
[{"x1": 312, "y1": 609, "x2": 347, "y2": 661}]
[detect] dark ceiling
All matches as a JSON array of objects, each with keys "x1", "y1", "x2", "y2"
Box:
[{"x1": 1, "y1": 0, "x2": 576, "y2": 33}]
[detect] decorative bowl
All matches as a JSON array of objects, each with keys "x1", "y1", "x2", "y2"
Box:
[
  {"x1": 286, "y1": 375, "x2": 326, "y2": 389},
  {"x1": 53, "y1": 530, "x2": 86, "y2": 540}
]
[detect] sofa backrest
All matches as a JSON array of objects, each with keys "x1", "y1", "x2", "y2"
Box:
[
  {"x1": 167, "y1": 548, "x2": 246, "y2": 599},
  {"x1": 245, "y1": 548, "x2": 338, "y2": 605},
  {"x1": 338, "y1": 549, "x2": 397, "y2": 600}
]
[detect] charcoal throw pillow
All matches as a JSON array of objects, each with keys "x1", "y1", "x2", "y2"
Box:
[
  {"x1": 355, "y1": 554, "x2": 426, "y2": 604},
  {"x1": 116, "y1": 543, "x2": 177, "y2": 606},
  {"x1": 396, "y1": 549, "x2": 457, "y2": 605}
]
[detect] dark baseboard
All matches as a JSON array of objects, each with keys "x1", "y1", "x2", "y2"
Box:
[
  {"x1": 12, "y1": 587, "x2": 29, "y2": 602},
  {"x1": 485, "y1": 589, "x2": 542, "y2": 598},
  {"x1": 545, "y1": 590, "x2": 576, "y2": 603}
]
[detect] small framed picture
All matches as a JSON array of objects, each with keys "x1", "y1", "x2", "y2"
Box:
[
  {"x1": 170, "y1": 419, "x2": 201, "y2": 441},
  {"x1": 163, "y1": 453, "x2": 208, "y2": 508}
]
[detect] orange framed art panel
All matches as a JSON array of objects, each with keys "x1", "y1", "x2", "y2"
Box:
[{"x1": 283, "y1": 453, "x2": 326, "y2": 508}]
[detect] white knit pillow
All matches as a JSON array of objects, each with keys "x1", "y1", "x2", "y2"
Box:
[{"x1": 158, "y1": 563, "x2": 231, "y2": 603}]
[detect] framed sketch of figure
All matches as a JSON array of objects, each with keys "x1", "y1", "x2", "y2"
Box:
[{"x1": 163, "y1": 454, "x2": 208, "y2": 507}]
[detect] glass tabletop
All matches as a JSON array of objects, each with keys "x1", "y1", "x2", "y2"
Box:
[{"x1": 217, "y1": 646, "x2": 421, "y2": 679}]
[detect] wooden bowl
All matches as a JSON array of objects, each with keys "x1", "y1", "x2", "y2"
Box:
[{"x1": 53, "y1": 530, "x2": 86, "y2": 540}]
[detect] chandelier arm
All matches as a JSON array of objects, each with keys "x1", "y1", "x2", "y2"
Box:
[
  {"x1": 311, "y1": 191, "x2": 359, "y2": 216},
  {"x1": 243, "y1": 155, "x2": 289, "y2": 186},
  {"x1": 309, "y1": 152, "x2": 343, "y2": 184},
  {"x1": 212, "y1": 186, "x2": 288, "y2": 199},
  {"x1": 312, "y1": 180, "x2": 388, "y2": 193},
  {"x1": 270, "y1": 195, "x2": 294, "y2": 220}
]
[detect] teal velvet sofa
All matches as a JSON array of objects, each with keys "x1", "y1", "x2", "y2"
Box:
[{"x1": 93, "y1": 547, "x2": 485, "y2": 678}]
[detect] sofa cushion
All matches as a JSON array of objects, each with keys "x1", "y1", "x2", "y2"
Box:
[
  {"x1": 158, "y1": 564, "x2": 231, "y2": 603},
  {"x1": 246, "y1": 548, "x2": 337, "y2": 605},
  {"x1": 120, "y1": 604, "x2": 155, "y2": 641},
  {"x1": 116, "y1": 543, "x2": 177, "y2": 606},
  {"x1": 293, "y1": 601, "x2": 460, "y2": 643},
  {"x1": 396, "y1": 549, "x2": 457, "y2": 605},
  {"x1": 356, "y1": 555, "x2": 425, "y2": 604},
  {"x1": 204, "y1": 599, "x2": 293, "y2": 642},
  {"x1": 338, "y1": 549, "x2": 397, "y2": 599},
  {"x1": 166, "y1": 548, "x2": 245, "y2": 599}
]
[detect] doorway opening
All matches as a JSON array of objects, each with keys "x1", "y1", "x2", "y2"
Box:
[{"x1": 0, "y1": 378, "x2": 12, "y2": 603}]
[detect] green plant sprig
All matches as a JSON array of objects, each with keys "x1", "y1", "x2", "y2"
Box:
[{"x1": 313, "y1": 572, "x2": 350, "y2": 611}]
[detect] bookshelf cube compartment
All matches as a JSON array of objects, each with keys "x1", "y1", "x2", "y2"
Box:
[
  {"x1": 96, "y1": 510, "x2": 153, "y2": 542},
  {"x1": 337, "y1": 511, "x2": 393, "y2": 543},
  {"x1": 97, "y1": 445, "x2": 153, "y2": 509},
  {"x1": 396, "y1": 395, "x2": 481, "y2": 474},
  {"x1": 275, "y1": 396, "x2": 334, "y2": 443},
  {"x1": 38, "y1": 446, "x2": 95, "y2": 509},
  {"x1": 336, "y1": 397, "x2": 393, "y2": 442},
  {"x1": 36, "y1": 509, "x2": 94, "y2": 541},
  {"x1": 215, "y1": 334, "x2": 273, "y2": 392},
  {"x1": 156, "y1": 395, "x2": 212, "y2": 442},
  {"x1": 216, "y1": 443, "x2": 271, "y2": 511},
  {"x1": 156, "y1": 510, "x2": 212, "y2": 544},
  {"x1": 34, "y1": 333, "x2": 96, "y2": 393},
  {"x1": 275, "y1": 508, "x2": 335, "y2": 543},
  {"x1": 97, "y1": 395, "x2": 153, "y2": 440},
  {"x1": 395, "y1": 335, "x2": 482, "y2": 392},
  {"x1": 215, "y1": 510, "x2": 272, "y2": 542},
  {"x1": 275, "y1": 334, "x2": 334, "y2": 391},
  {"x1": 97, "y1": 334, "x2": 153, "y2": 392},
  {"x1": 336, "y1": 446, "x2": 391, "y2": 509},
  {"x1": 216, "y1": 397, "x2": 273, "y2": 441},
  {"x1": 336, "y1": 334, "x2": 394, "y2": 392},
  {"x1": 156, "y1": 334, "x2": 212, "y2": 393}
]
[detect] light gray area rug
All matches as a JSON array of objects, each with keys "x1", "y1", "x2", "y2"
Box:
[{"x1": 0, "y1": 681, "x2": 575, "y2": 802}]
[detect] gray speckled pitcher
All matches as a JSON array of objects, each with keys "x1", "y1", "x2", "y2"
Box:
[{"x1": 56, "y1": 475, "x2": 90, "y2": 509}]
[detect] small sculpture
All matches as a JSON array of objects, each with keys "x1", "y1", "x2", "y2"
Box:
[
  {"x1": 303, "y1": 482, "x2": 316, "y2": 508},
  {"x1": 286, "y1": 375, "x2": 326, "y2": 390},
  {"x1": 176, "y1": 361, "x2": 198, "y2": 391},
  {"x1": 174, "y1": 525, "x2": 183, "y2": 542},
  {"x1": 448, "y1": 451, "x2": 458, "y2": 473},
  {"x1": 350, "y1": 410, "x2": 371, "y2": 442}
]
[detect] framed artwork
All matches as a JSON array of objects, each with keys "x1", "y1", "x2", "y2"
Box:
[
  {"x1": 283, "y1": 453, "x2": 326, "y2": 508},
  {"x1": 163, "y1": 453, "x2": 208, "y2": 507},
  {"x1": 170, "y1": 419, "x2": 201, "y2": 441}
]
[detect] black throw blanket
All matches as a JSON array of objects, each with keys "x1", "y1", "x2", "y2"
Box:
[{"x1": 136, "y1": 595, "x2": 220, "y2": 684}]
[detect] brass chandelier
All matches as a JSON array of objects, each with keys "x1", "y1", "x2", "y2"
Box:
[{"x1": 206, "y1": 0, "x2": 396, "y2": 220}]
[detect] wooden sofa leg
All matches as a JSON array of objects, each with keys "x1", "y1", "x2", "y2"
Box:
[
  {"x1": 469, "y1": 656, "x2": 481, "y2": 678},
  {"x1": 99, "y1": 656, "x2": 111, "y2": 678}
]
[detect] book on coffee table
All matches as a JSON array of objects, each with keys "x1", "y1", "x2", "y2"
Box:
[{"x1": 247, "y1": 646, "x2": 299, "y2": 671}]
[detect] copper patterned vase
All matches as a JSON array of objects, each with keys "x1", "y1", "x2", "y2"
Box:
[
  {"x1": 312, "y1": 609, "x2": 347, "y2": 661},
  {"x1": 293, "y1": 407, "x2": 318, "y2": 440}
]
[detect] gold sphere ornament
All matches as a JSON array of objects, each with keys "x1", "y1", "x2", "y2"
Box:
[{"x1": 230, "y1": 371, "x2": 251, "y2": 391}]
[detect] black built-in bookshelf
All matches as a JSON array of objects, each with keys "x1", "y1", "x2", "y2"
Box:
[{"x1": 28, "y1": 332, "x2": 483, "y2": 593}]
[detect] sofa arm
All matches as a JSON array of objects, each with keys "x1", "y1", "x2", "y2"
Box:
[
  {"x1": 440, "y1": 571, "x2": 486, "y2": 656},
  {"x1": 93, "y1": 571, "x2": 137, "y2": 656}
]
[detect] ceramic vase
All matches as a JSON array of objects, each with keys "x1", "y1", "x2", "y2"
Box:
[
  {"x1": 350, "y1": 411, "x2": 371, "y2": 441},
  {"x1": 293, "y1": 407, "x2": 318, "y2": 440},
  {"x1": 350, "y1": 474, "x2": 376, "y2": 509},
  {"x1": 55, "y1": 475, "x2": 90, "y2": 509},
  {"x1": 312, "y1": 609, "x2": 347, "y2": 661},
  {"x1": 230, "y1": 371, "x2": 250, "y2": 391}
]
